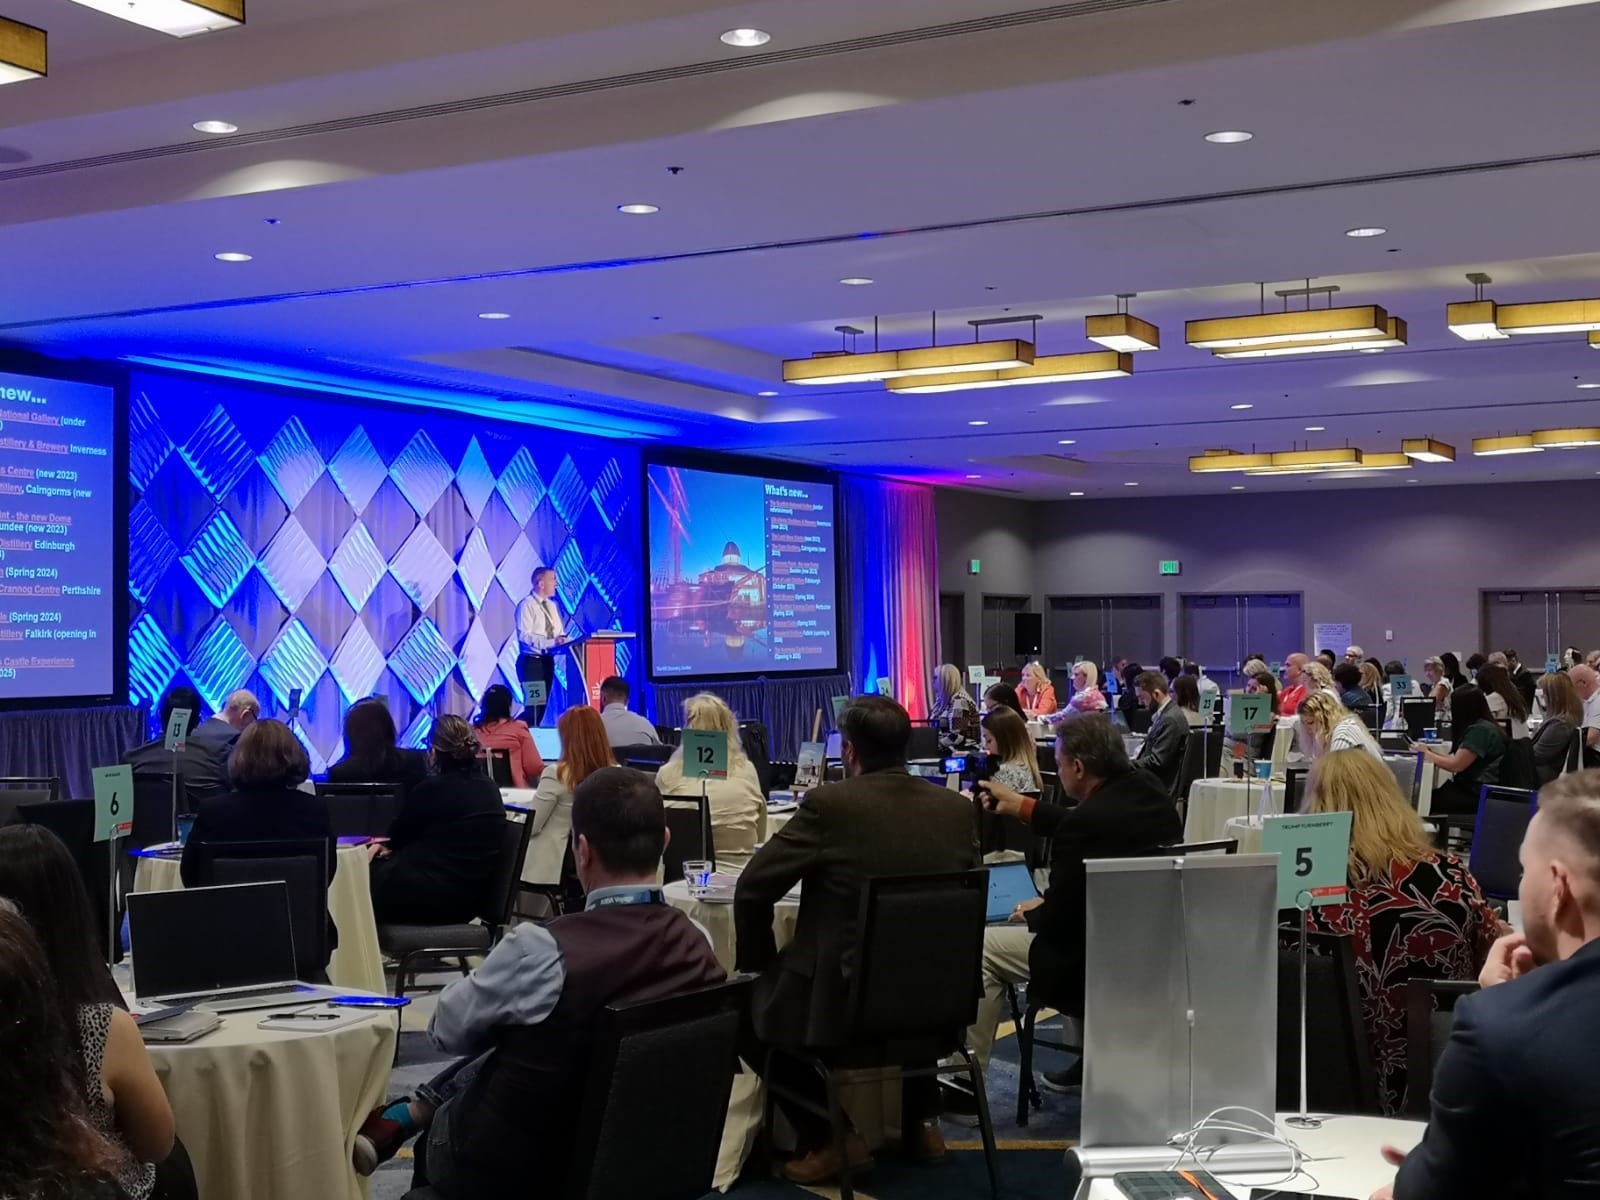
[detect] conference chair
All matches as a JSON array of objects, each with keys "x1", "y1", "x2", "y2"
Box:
[
  {"x1": 1403, "y1": 979, "x2": 1479, "y2": 1117},
  {"x1": 1274, "y1": 932, "x2": 1379, "y2": 1115},
  {"x1": 192, "y1": 838, "x2": 332, "y2": 982},
  {"x1": 481, "y1": 747, "x2": 513, "y2": 788},
  {"x1": 314, "y1": 781, "x2": 402, "y2": 838},
  {"x1": 654, "y1": 724, "x2": 681, "y2": 746},
  {"x1": 616, "y1": 743, "x2": 673, "y2": 772},
  {"x1": 1380, "y1": 755, "x2": 1421, "y2": 810},
  {"x1": 0, "y1": 776, "x2": 61, "y2": 825},
  {"x1": 380, "y1": 811, "x2": 533, "y2": 999},
  {"x1": 130, "y1": 771, "x2": 179, "y2": 849},
  {"x1": 19, "y1": 798, "x2": 115, "y2": 959},
  {"x1": 1283, "y1": 767, "x2": 1309, "y2": 815},
  {"x1": 762, "y1": 869, "x2": 999, "y2": 1200},
  {"x1": 1469, "y1": 785, "x2": 1539, "y2": 901},
  {"x1": 662, "y1": 797, "x2": 715, "y2": 880}
]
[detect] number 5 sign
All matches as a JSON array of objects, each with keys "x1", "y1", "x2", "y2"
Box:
[
  {"x1": 681, "y1": 728, "x2": 729, "y2": 781},
  {"x1": 92, "y1": 764, "x2": 134, "y2": 844},
  {"x1": 1260, "y1": 810, "x2": 1353, "y2": 909}
]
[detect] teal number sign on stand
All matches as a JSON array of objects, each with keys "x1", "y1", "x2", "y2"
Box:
[
  {"x1": 830, "y1": 695, "x2": 849, "y2": 722},
  {"x1": 163, "y1": 708, "x2": 192, "y2": 753},
  {"x1": 876, "y1": 677, "x2": 893, "y2": 699},
  {"x1": 1260, "y1": 811, "x2": 1353, "y2": 909},
  {"x1": 1388, "y1": 673, "x2": 1412, "y2": 700},
  {"x1": 1227, "y1": 692, "x2": 1273, "y2": 737},
  {"x1": 682, "y1": 728, "x2": 729, "y2": 781},
  {"x1": 92, "y1": 764, "x2": 133, "y2": 844},
  {"x1": 522, "y1": 678, "x2": 548, "y2": 705}
]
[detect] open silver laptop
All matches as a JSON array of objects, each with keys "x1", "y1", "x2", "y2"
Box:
[{"x1": 127, "y1": 881, "x2": 339, "y2": 1013}]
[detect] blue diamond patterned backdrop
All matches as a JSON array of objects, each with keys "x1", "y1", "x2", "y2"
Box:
[{"x1": 126, "y1": 370, "x2": 641, "y2": 773}]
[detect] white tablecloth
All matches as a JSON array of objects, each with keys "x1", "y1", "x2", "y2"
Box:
[
  {"x1": 133, "y1": 844, "x2": 386, "y2": 994},
  {"x1": 1185, "y1": 777, "x2": 1285, "y2": 843},
  {"x1": 148, "y1": 1004, "x2": 397, "y2": 1200},
  {"x1": 1083, "y1": 1113, "x2": 1423, "y2": 1199}
]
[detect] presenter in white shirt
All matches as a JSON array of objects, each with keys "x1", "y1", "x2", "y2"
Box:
[{"x1": 515, "y1": 567, "x2": 568, "y2": 724}]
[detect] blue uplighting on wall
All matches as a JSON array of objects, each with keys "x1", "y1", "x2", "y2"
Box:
[{"x1": 127, "y1": 367, "x2": 641, "y2": 771}]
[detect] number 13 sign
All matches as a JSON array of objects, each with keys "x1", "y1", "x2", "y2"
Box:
[
  {"x1": 1260, "y1": 810, "x2": 1353, "y2": 910},
  {"x1": 681, "y1": 729, "x2": 729, "y2": 781}
]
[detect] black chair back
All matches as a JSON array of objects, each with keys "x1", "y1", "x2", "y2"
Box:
[
  {"x1": 1501, "y1": 737, "x2": 1538, "y2": 791},
  {"x1": 661, "y1": 800, "x2": 714, "y2": 881},
  {"x1": 314, "y1": 782, "x2": 402, "y2": 838},
  {"x1": 906, "y1": 726, "x2": 942, "y2": 763},
  {"x1": 131, "y1": 772, "x2": 178, "y2": 848},
  {"x1": 846, "y1": 870, "x2": 988, "y2": 1054},
  {"x1": 1284, "y1": 767, "x2": 1309, "y2": 814},
  {"x1": 0, "y1": 776, "x2": 61, "y2": 825},
  {"x1": 617, "y1": 744, "x2": 674, "y2": 772},
  {"x1": 19, "y1": 798, "x2": 114, "y2": 958},
  {"x1": 1381, "y1": 756, "x2": 1420, "y2": 810},
  {"x1": 1174, "y1": 728, "x2": 1209, "y2": 807},
  {"x1": 192, "y1": 839, "x2": 330, "y2": 979},
  {"x1": 1401, "y1": 698, "x2": 1435, "y2": 740},
  {"x1": 1404, "y1": 979, "x2": 1478, "y2": 1116},
  {"x1": 1275, "y1": 931, "x2": 1379, "y2": 1114},
  {"x1": 481, "y1": 813, "x2": 536, "y2": 929},
  {"x1": 738, "y1": 720, "x2": 774, "y2": 797},
  {"x1": 482, "y1": 748, "x2": 513, "y2": 788},
  {"x1": 1470, "y1": 785, "x2": 1538, "y2": 900},
  {"x1": 565, "y1": 979, "x2": 750, "y2": 1200}
]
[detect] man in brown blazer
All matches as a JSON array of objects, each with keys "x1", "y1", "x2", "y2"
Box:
[{"x1": 735, "y1": 695, "x2": 979, "y2": 1184}]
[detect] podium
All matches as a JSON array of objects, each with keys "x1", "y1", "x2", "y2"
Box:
[{"x1": 570, "y1": 631, "x2": 637, "y2": 710}]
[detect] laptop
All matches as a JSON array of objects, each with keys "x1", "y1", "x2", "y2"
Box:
[
  {"x1": 986, "y1": 861, "x2": 1040, "y2": 924},
  {"x1": 530, "y1": 726, "x2": 562, "y2": 760},
  {"x1": 127, "y1": 881, "x2": 339, "y2": 1013}
]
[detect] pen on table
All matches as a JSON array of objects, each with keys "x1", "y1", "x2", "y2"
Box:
[
  {"x1": 1178, "y1": 1169, "x2": 1222, "y2": 1200},
  {"x1": 267, "y1": 1011, "x2": 341, "y2": 1020}
]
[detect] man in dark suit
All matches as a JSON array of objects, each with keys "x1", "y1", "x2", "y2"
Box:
[
  {"x1": 122, "y1": 685, "x2": 232, "y2": 799},
  {"x1": 1133, "y1": 670, "x2": 1189, "y2": 795},
  {"x1": 1377, "y1": 772, "x2": 1600, "y2": 1200},
  {"x1": 952, "y1": 714, "x2": 1181, "y2": 1114},
  {"x1": 735, "y1": 695, "x2": 978, "y2": 1184},
  {"x1": 1504, "y1": 648, "x2": 1539, "y2": 713},
  {"x1": 188, "y1": 688, "x2": 259, "y2": 759}
]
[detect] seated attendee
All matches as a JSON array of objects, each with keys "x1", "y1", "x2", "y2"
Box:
[
  {"x1": 370, "y1": 716, "x2": 506, "y2": 926},
  {"x1": 1297, "y1": 692, "x2": 1382, "y2": 762},
  {"x1": 122, "y1": 685, "x2": 229, "y2": 798},
  {"x1": 352, "y1": 767, "x2": 726, "y2": 1191},
  {"x1": 957, "y1": 715, "x2": 1181, "y2": 1107},
  {"x1": 1240, "y1": 656, "x2": 1270, "y2": 680},
  {"x1": 0, "y1": 828, "x2": 176, "y2": 1200},
  {"x1": 471, "y1": 685, "x2": 544, "y2": 788},
  {"x1": 1533, "y1": 671, "x2": 1582, "y2": 785},
  {"x1": 1421, "y1": 655, "x2": 1452, "y2": 713},
  {"x1": 1018, "y1": 661, "x2": 1058, "y2": 717},
  {"x1": 1133, "y1": 671, "x2": 1189, "y2": 794},
  {"x1": 1116, "y1": 661, "x2": 1145, "y2": 727},
  {"x1": 1184, "y1": 662, "x2": 1221, "y2": 709},
  {"x1": 1294, "y1": 752, "x2": 1501, "y2": 1114},
  {"x1": 929, "y1": 663, "x2": 977, "y2": 726},
  {"x1": 0, "y1": 907, "x2": 132, "y2": 1200},
  {"x1": 1477, "y1": 662, "x2": 1531, "y2": 739},
  {"x1": 522, "y1": 706, "x2": 615, "y2": 891},
  {"x1": 1158, "y1": 656, "x2": 1183, "y2": 685},
  {"x1": 1417, "y1": 685, "x2": 1508, "y2": 815},
  {"x1": 981, "y1": 708, "x2": 1042, "y2": 795},
  {"x1": 1358, "y1": 661, "x2": 1385, "y2": 711},
  {"x1": 597, "y1": 676, "x2": 660, "y2": 748},
  {"x1": 1378, "y1": 774, "x2": 1600, "y2": 1199},
  {"x1": 1573, "y1": 664, "x2": 1600, "y2": 768},
  {"x1": 327, "y1": 697, "x2": 431, "y2": 792},
  {"x1": 1440, "y1": 651, "x2": 1468, "y2": 691},
  {"x1": 1305, "y1": 660, "x2": 1339, "y2": 700},
  {"x1": 736, "y1": 697, "x2": 978, "y2": 1182},
  {"x1": 1344, "y1": 644, "x2": 1365, "y2": 665},
  {"x1": 1065, "y1": 661, "x2": 1108, "y2": 714},
  {"x1": 1171, "y1": 673, "x2": 1205, "y2": 727},
  {"x1": 983, "y1": 681, "x2": 1026, "y2": 721},
  {"x1": 1333, "y1": 662, "x2": 1372, "y2": 712},
  {"x1": 1465, "y1": 652, "x2": 1487, "y2": 681},
  {"x1": 1316, "y1": 649, "x2": 1338, "y2": 671},
  {"x1": 1504, "y1": 648, "x2": 1538, "y2": 713},
  {"x1": 188, "y1": 688, "x2": 258, "y2": 759},
  {"x1": 654, "y1": 693, "x2": 766, "y2": 870},
  {"x1": 1277, "y1": 654, "x2": 1310, "y2": 716}
]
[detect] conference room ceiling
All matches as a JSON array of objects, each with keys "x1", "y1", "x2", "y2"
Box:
[{"x1": 5, "y1": 0, "x2": 1600, "y2": 497}]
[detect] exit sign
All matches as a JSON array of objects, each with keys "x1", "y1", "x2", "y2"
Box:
[
  {"x1": 967, "y1": 558, "x2": 981, "y2": 576},
  {"x1": 1159, "y1": 560, "x2": 1182, "y2": 576}
]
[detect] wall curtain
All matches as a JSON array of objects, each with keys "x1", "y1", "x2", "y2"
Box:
[{"x1": 841, "y1": 475, "x2": 939, "y2": 719}]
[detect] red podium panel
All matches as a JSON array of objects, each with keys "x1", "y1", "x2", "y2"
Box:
[{"x1": 579, "y1": 632, "x2": 636, "y2": 709}]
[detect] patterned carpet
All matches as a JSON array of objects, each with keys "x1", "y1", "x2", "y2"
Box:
[{"x1": 371, "y1": 992, "x2": 1081, "y2": 1200}]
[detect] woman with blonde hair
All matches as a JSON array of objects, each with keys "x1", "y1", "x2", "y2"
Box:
[
  {"x1": 1296, "y1": 691, "x2": 1382, "y2": 762},
  {"x1": 930, "y1": 663, "x2": 976, "y2": 726},
  {"x1": 1357, "y1": 661, "x2": 1384, "y2": 710},
  {"x1": 523, "y1": 706, "x2": 615, "y2": 888},
  {"x1": 655, "y1": 692, "x2": 766, "y2": 869},
  {"x1": 1303, "y1": 660, "x2": 1338, "y2": 700},
  {"x1": 1018, "y1": 662, "x2": 1058, "y2": 717},
  {"x1": 1299, "y1": 749, "x2": 1501, "y2": 1113},
  {"x1": 1065, "y1": 660, "x2": 1108, "y2": 714}
]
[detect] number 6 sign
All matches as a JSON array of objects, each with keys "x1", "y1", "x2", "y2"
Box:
[{"x1": 92, "y1": 764, "x2": 134, "y2": 844}]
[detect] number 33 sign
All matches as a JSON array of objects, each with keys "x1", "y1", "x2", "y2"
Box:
[{"x1": 1260, "y1": 811, "x2": 1353, "y2": 909}]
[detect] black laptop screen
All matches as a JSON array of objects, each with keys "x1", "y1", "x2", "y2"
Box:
[{"x1": 128, "y1": 881, "x2": 297, "y2": 999}]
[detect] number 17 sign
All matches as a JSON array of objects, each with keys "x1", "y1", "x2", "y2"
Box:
[{"x1": 681, "y1": 728, "x2": 729, "y2": 781}]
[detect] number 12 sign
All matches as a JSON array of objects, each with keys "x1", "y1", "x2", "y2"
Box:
[
  {"x1": 682, "y1": 728, "x2": 729, "y2": 781},
  {"x1": 1260, "y1": 811, "x2": 1353, "y2": 910}
]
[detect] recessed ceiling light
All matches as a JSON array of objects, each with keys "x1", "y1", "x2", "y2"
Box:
[
  {"x1": 1358, "y1": 347, "x2": 1386, "y2": 354},
  {"x1": 1230, "y1": 403, "x2": 1253, "y2": 410},
  {"x1": 1579, "y1": 382, "x2": 1600, "y2": 389},
  {"x1": 1345, "y1": 226, "x2": 1387, "y2": 238},
  {"x1": 719, "y1": 28, "x2": 771, "y2": 47},
  {"x1": 478, "y1": 312, "x2": 511, "y2": 320},
  {"x1": 1305, "y1": 425, "x2": 1326, "y2": 432},
  {"x1": 617, "y1": 203, "x2": 659, "y2": 215},
  {"x1": 1231, "y1": 485, "x2": 1246, "y2": 491},
  {"x1": 965, "y1": 473, "x2": 981, "y2": 479},
  {"x1": 1069, "y1": 491, "x2": 1085, "y2": 497},
  {"x1": 213, "y1": 251, "x2": 252, "y2": 262},
  {"x1": 192, "y1": 119, "x2": 237, "y2": 134},
  {"x1": 1057, "y1": 438, "x2": 1076, "y2": 445},
  {"x1": 1204, "y1": 130, "x2": 1253, "y2": 144},
  {"x1": 839, "y1": 277, "x2": 874, "y2": 286},
  {"x1": 1124, "y1": 481, "x2": 1139, "y2": 487},
  {"x1": 757, "y1": 390, "x2": 779, "y2": 397},
  {"x1": 968, "y1": 419, "x2": 989, "y2": 426}
]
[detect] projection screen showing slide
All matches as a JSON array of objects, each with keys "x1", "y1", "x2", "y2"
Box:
[{"x1": 645, "y1": 460, "x2": 839, "y2": 680}]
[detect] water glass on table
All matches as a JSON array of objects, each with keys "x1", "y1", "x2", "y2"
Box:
[{"x1": 683, "y1": 860, "x2": 713, "y2": 897}]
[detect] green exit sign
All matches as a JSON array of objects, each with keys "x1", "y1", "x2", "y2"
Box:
[
  {"x1": 1159, "y1": 560, "x2": 1182, "y2": 576},
  {"x1": 968, "y1": 558, "x2": 981, "y2": 576}
]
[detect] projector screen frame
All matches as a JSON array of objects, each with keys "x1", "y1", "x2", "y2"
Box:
[
  {"x1": 640, "y1": 449, "x2": 841, "y2": 684},
  {"x1": 0, "y1": 351, "x2": 129, "y2": 713}
]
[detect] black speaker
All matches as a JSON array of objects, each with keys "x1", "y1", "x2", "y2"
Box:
[{"x1": 1013, "y1": 612, "x2": 1043, "y2": 656}]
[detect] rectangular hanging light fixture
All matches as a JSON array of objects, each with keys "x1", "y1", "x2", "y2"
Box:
[
  {"x1": 1086, "y1": 313, "x2": 1160, "y2": 353},
  {"x1": 1402, "y1": 438, "x2": 1455, "y2": 463},
  {"x1": 1356, "y1": 452, "x2": 1410, "y2": 470},
  {"x1": 66, "y1": 0, "x2": 242, "y2": 37},
  {"x1": 0, "y1": 16, "x2": 46, "y2": 84},
  {"x1": 1446, "y1": 300, "x2": 1509, "y2": 341},
  {"x1": 1187, "y1": 450, "x2": 1274, "y2": 474},
  {"x1": 1186, "y1": 305, "x2": 1390, "y2": 350},
  {"x1": 783, "y1": 339, "x2": 1034, "y2": 387},
  {"x1": 1590, "y1": 332, "x2": 1600, "y2": 350},
  {"x1": 783, "y1": 350, "x2": 906, "y2": 385},
  {"x1": 1269, "y1": 447, "x2": 1362, "y2": 469},
  {"x1": 886, "y1": 350, "x2": 1130, "y2": 394},
  {"x1": 1242, "y1": 466, "x2": 1328, "y2": 476},
  {"x1": 1532, "y1": 427, "x2": 1600, "y2": 449},
  {"x1": 1472, "y1": 435, "x2": 1543, "y2": 456},
  {"x1": 1493, "y1": 299, "x2": 1600, "y2": 336},
  {"x1": 1212, "y1": 317, "x2": 1407, "y2": 359}
]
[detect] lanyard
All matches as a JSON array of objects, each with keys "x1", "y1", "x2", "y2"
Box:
[{"x1": 588, "y1": 889, "x2": 664, "y2": 909}]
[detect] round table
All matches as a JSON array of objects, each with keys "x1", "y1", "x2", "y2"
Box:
[
  {"x1": 1082, "y1": 1113, "x2": 1423, "y2": 1198},
  {"x1": 1185, "y1": 777, "x2": 1285, "y2": 843},
  {"x1": 133, "y1": 844, "x2": 386, "y2": 994},
  {"x1": 146, "y1": 1003, "x2": 398, "y2": 1200}
]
